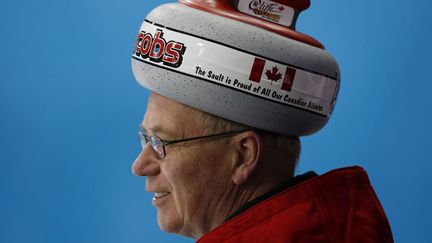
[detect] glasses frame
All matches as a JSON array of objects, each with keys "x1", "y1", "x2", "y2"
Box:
[{"x1": 138, "y1": 129, "x2": 251, "y2": 159}]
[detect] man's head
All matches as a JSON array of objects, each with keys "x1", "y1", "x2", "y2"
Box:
[{"x1": 132, "y1": 93, "x2": 300, "y2": 238}]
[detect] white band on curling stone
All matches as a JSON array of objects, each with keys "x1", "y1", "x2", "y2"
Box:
[{"x1": 133, "y1": 20, "x2": 338, "y2": 117}]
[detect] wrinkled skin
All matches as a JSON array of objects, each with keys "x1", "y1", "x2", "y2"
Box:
[{"x1": 132, "y1": 93, "x2": 238, "y2": 238}]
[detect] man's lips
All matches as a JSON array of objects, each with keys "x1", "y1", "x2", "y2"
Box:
[
  {"x1": 146, "y1": 184, "x2": 172, "y2": 201},
  {"x1": 153, "y1": 191, "x2": 171, "y2": 200}
]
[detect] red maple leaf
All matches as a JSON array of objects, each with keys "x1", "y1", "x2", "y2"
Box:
[
  {"x1": 279, "y1": 6, "x2": 285, "y2": 11},
  {"x1": 265, "y1": 66, "x2": 282, "y2": 84}
]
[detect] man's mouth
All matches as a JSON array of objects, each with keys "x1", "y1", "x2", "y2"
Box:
[{"x1": 153, "y1": 192, "x2": 171, "y2": 200}]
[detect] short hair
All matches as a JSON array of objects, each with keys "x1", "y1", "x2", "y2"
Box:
[{"x1": 195, "y1": 109, "x2": 301, "y2": 175}]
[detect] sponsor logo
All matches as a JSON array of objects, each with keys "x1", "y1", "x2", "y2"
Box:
[
  {"x1": 248, "y1": 0, "x2": 284, "y2": 22},
  {"x1": 134, "y1": 29, "x2": 186, "y2": 68}
]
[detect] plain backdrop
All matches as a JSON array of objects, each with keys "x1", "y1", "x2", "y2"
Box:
[{"x1": 1, "y1": 0, "x2": 431, "y2": 242}]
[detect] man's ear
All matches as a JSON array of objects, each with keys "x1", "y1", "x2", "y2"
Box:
[{"x1": 231, "y1": 131, "x2": 262, "y2": 185}]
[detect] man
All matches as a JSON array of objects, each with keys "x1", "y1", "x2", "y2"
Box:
[
  {"x1": 131, "y1": 0, "x2": 393, "y2": 242},
  {"x1": 133, "y1": 92, "x2": 301, "y2": 238}
]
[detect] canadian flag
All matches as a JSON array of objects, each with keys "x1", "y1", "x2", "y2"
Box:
[{"x1": 248, "y1": 57, "x2": 296, "y2": 92}]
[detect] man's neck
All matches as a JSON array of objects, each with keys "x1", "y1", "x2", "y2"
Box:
[
  {"x1": 195, "y1": 171, "x2": 317, "y2": 239},
  {"x1": 225, "y1": 171, "x2": 318, "y2": 222}
]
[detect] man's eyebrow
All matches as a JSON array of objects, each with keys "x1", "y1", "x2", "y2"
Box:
[
  {"x1": 139, "y1": 124, "x2": 147, "y2": 131},
  {"x1": 140, "y1": 125, "x2": 175, "y2": 139}
]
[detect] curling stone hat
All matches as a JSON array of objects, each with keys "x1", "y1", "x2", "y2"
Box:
[{"x1": 132, "y1": 0, "x2": 340, "y2": 136}]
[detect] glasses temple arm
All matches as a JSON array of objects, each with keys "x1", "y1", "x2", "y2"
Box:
[{"x1": 163, "y1": 130, "x2": 249, "y2": 145}]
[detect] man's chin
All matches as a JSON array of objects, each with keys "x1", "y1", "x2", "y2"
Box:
[
  {"x1": 157, "y1": 212, "x2": 182, "y2": 234},
  {"x1": 157, "y1": 214, "x2": 198, "y2": 238}
]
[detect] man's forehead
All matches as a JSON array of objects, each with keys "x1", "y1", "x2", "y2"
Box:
[
  {"x1": 141, "y1": 93, "x2": 202, "y2": 137},
  {"x1": 148, "y1": 92, "x2": 174, "y2": 106}
]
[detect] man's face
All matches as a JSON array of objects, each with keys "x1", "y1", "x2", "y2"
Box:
[{"x1": 132, "y1": 93, "x2": 234, "y2": 237}]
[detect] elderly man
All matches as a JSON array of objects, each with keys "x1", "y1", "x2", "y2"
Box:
[
  {"x1": 133, "y1": 92, "x2": 302, "y2": 238},
  {"x1": 131, "y1": 0, "x2": 393, "y2": 242}
]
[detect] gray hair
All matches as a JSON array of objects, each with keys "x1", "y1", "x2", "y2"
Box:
[{"x1": 195, "y1": 109, "x2": 301, "y2": 175}]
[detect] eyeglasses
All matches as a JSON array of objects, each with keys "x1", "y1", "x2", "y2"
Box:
[{"x1": 138, "y1": 129, "x2": 249, "y2": 159}]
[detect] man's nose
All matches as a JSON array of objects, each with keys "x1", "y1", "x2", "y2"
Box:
[{"x1": 132, "y1": 144, "x2": 161, "y2": 176}]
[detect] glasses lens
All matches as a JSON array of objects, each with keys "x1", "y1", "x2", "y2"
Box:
[
  {"x1": 150, "y1": 136, "x2": 165, "y2": 159},
  {"x1": 138, "y1": 132, "x2": 147, "y2": 149}
]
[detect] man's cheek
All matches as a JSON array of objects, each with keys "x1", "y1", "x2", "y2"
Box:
[{"x1": 162, "y1": 162, "x2": 191, "y2": 184}]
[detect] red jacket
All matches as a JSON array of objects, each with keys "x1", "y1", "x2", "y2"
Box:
[{"x1": 197, "y1": 166, "x2": 393, "y2": 243}]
